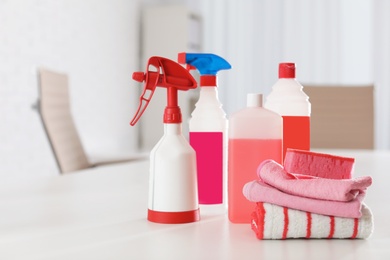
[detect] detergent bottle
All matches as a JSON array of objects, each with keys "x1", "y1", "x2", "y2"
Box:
[
  {"x1": 178, "y1": 52, "x2": 231, "y2": 205},
  {"x1": 130, "y1": 56, "x2": 199, "y2": 224},
  {"x1": 228, "y1": 93, "x2": 282, "y2": 223},
  {"x1": 264, "y1": 63, "x2": 311, "y2": 160}
]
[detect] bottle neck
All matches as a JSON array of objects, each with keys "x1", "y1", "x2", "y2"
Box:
[
  {"x1": 265, "y1": 78, "x2": 310, "y2": 116},
  {"x1": 200, "y1": 75, "x2": 217, "y2": 87},
  {"x1": 163, "y1": 87, "x2": 182, "y2": 123},
  {"x1": 198, "y1": 87, "x2": 221, "y2": 105},
  {"x1": 163, "y1": 123, "x2": 182, "y2": 135},
  {"x1": 273, "y1": 78, "x2": 302, "y2": 90}
]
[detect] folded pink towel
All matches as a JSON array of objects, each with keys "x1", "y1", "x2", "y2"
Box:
[
  {"x1": 251, "y1": 202, "x2": 373, "y2": 239},
  {"x1": 284, "y1": 148, "x2": 355, "y2": 179},
  {"x1": 243, "y1": 180, "x2": 365, "y2": 218},
  {"x1": 258, "y1": 160, "x2": 372, "y2": 202}
]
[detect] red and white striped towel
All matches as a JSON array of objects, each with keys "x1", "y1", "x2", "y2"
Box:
[{"x1": 251, "y1": 202, "x2": 373, "y2": 239}]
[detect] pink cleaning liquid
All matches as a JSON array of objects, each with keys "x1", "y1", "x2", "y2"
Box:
[
  {"x1": 228, "y1": 138, "x2": 282, "y2": 223},
  {"x1": 190, "y1": 132, "x2": 223, "y2": 204}
]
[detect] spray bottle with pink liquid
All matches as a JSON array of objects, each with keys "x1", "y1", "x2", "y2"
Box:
[
  {"x1": 130, "y1": 56, "x2": 200, "y2": 224},
  {"x1": 178, "y1": 53, "x2": 231, "y2": 205}
]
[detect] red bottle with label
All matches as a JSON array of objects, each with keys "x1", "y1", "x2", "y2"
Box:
[{"x1": 264, "y1": 63, "x2": 311, "y2": 160}]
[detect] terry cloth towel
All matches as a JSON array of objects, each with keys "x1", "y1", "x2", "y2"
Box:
[
  {"x1": 251, "y1": 202, "x2": 373, "y2": 239},
  {"x1": 243, "y1": 180, "x2": 365, "y2": 218},
  {"x1": 284, "y1": 148, "x2": 355, "y2": 179},
  {"x1": 258, "y1": 160, "x2": 372, "y2": 202}
]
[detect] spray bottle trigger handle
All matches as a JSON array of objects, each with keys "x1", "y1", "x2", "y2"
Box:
[
  {"x1": 130, "y1": 72, "x2": 148, "y2": 125},
  {"x1": 130, "y1": 96, "x2": 149, "y2": 126},
  {"x1": 130, "y1": 81, "x2": 156, "y2": 126},
  {"x1": 130, "y1": 71, "x2": 158, "y2": 126}
]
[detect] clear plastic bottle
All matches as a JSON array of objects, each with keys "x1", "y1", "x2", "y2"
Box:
[
  {"x1": 228, "y1": 93, "x2": 282, "y2": 223},
  {"x1": 264, "y1": 63, "x2": 311, "y2": 160}
]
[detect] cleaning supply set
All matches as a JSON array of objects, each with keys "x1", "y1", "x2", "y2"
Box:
[
  {"x1": 178, "y1": 53, "x2": 231, "y2": 205},
  {"x1": 129, "y1": 56, "x2": 374, "y2": 241},
  {"x1": 243, "y1": 149, "x2": 374, "y2": 239}
]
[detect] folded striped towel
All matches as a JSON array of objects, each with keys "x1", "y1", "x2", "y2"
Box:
[{"x1": 251, "y1": 202, "x2": 374, "y2": 240}]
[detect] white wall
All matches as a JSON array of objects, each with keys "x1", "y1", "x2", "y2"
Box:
[
  {"x1": 0, "y1": 0, "x2": 141, "y2": 179},
  {"x1": 200, "y1": 0, "x2": 373, "y2": 114},
  {"x1": 199, "y1": 0, "x2": 389, "y2": 149},
  {"x1": 373, "y1": 0, "x2": 390, "y2": 150}
]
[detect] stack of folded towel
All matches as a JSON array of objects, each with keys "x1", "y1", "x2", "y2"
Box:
[{"x1": 243, "y1": 149, "x2": 374, "y2": 240}]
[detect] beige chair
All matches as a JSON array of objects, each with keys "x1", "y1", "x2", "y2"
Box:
[
  {"x1": 37, "y1": 68, "x2": 146, "y2": 173},
  {"x1": 303, "y1": 85, "x2": 374, "y2": 149}
]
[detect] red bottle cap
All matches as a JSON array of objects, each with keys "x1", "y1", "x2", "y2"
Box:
[{"x1": 279, "y1": 63, "x2": 296, "y2": 78}]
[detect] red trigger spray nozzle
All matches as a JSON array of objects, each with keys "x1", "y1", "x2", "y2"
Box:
[{"x1": 130, "y1": 56, "x2": 197, "y2": 126}]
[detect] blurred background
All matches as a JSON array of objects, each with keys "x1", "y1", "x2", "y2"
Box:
[{"x1": 1, "y1": 0, "x2": 388, "y2": 180}]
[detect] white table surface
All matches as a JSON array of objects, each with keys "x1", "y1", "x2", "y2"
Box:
[{"x1": 1, "y1": 149, "x2": 389, "y2": 260}]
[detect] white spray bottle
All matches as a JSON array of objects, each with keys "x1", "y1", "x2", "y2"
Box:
[
  {"x1": 130, "y1": 56, "x2": 199, "y2": 224},
  {"x1": 178, "y1": 53, "x2": 231, "y2": 205}
]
